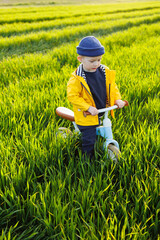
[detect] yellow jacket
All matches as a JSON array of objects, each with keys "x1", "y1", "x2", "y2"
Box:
[{"x1": 67, "y1": 65, "x2": 121, "y2": 126}]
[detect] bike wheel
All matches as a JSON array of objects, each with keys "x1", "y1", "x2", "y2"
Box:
[
  {"x1": 107, "y1": 144, "x2": 121, "y2": 162},
  {"x1": 56, "y1": 127, "x2": 73, "y2": 138}
]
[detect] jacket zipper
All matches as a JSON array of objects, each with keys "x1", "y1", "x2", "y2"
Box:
[
  {"x1": 81, "y1": 82, "x2": 96, "y2": 107},
  {"x1": 81, "y1": 82, "x2": 92, "y2": 97}
]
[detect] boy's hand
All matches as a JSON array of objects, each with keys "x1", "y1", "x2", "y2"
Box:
[
  {"x1": 87, "y1": 106, "x2": 99, "y2": 116},
  {"x1": 115, "y1": 100, "x2": 126, "y2": 108}
]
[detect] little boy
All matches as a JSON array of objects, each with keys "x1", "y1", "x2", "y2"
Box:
[{"x1": 67, "y1": 36, "x2": 125, "y2": 159}]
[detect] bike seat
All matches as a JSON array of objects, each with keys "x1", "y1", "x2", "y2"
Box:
[{"x1": 56, "y1": 107, "x2": 75, "y2": 122}]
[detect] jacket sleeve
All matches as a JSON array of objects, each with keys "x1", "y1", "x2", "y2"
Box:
[
  {"x1": 114, "y1": 82, "x2": 121, "y2": 101},
  {"x1": 108, "y1": 70, "x2": 122, "y2": 118},
  {"x1": 109, "y1": 70, "x2": 121, "y2": 103},
  {"x1": 67, "y1": 76, "x2": 90, "y2": 111}
]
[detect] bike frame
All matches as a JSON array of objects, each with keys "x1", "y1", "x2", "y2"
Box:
[{"x1": 96, "y1": 105, "x2": 119, "y2": 150}]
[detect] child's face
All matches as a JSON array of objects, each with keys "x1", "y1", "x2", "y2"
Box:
[{"x1": 77, "y1": 55, "x2": 102, "y2": 72}]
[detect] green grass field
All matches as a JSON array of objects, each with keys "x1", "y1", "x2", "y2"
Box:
[{"x1": 0, "y1": 1, "x2": 160, "y2": 239}]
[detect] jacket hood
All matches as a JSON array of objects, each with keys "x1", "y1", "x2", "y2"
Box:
[{"x1": 75, "y1": 63, "x2": 106, "y2": 81}]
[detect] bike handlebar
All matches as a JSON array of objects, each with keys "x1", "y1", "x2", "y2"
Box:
[{"x1": 83, "y1": 100, "x2": 129, "y2": 117}]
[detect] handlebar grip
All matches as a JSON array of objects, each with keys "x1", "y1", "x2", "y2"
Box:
[
  {"x1": 83, "y1": 111, "x2": 91, "y2": 117},
  {"x1": 115, "y1": 100, "x2": 129, "y2": 108},
  {"x1": 124, "y1": 100, "x2": 129, "y2": 106}
]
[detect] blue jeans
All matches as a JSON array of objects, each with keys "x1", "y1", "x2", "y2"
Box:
[{"x1": 77, "y1": 124, "x2": 99, "y2": 159}]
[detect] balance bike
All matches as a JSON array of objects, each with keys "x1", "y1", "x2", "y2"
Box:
[{"x1": 56, "y1": 100, "x2": 128, "y2": 161}]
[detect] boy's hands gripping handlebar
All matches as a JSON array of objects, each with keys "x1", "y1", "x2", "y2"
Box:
[{"x1": 83, "y1": 100, "x2": 129, "y2": 117}]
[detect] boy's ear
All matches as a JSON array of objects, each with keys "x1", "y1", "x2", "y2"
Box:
[{"x1": 77, "y1": 55, "x2": 82, "y2": 62}]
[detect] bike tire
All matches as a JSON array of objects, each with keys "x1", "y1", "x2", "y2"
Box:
[
  {"x1": 56, "y1": 127, "x2": 73, "y2": 138},
  {"x1": 108, "y1": 144, "x2": 121, "y2": 162}
]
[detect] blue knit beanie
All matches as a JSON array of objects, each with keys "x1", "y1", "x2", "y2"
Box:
[{"x1": 76, "y1": 36, "x2": 105, "y2": 57}]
